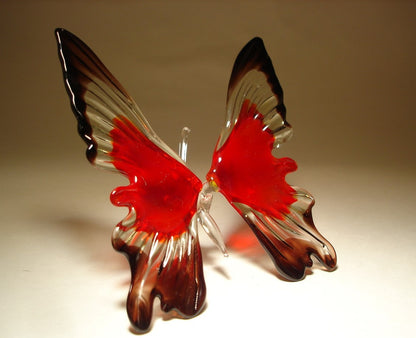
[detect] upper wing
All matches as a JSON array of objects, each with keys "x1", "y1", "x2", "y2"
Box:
[
  {"x1": 207, "y1": 37, "x2": 337, "y2": 281},
  {"x1": 55, "y1": 28, "x2": 182, "y2": 168},
  {"x1": 55, "y1": 28, "x2": 205, "y2": 331}
]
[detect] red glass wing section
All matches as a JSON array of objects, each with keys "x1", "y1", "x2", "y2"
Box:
[
  {"x1": 207, "y1": 99, "x2": 297, "y2": 219},
  {"x1": 109, "y1": 116, "x2": 202, "y2": 237}
]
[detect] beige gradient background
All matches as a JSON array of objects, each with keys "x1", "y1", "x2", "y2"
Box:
[{"x1": 1, "y1": 1, "x2": 415, "y2": 337}]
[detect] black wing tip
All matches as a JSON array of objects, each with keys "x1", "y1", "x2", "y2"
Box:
[
  {"x1": 55, "y1": 28, "x2": 83, "y2": 49},
  {"x1": 232, "y1": 36, "x2": 268, "y2": 71},
  {"x1": 54, "y1": 27, "x2": 64, "y2": 35},
  {"x1": 246, "y1": 36, "x2": 265, "y2": 46},
  {"x1": 241, "y1": 37, "x2": 266, "y2": 55},
  {"x1": 55, "y1": 27, "x2": 76, "y2": 37},
  {"x1": 54, "y1": 27, "x2": 63, "y2": 35},
  {"x1": 54, "y1": 28, "x2": 71, "y2": 42}
]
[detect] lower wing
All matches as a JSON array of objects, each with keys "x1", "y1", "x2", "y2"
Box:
[{"x1": 233, "y1": 187, "x2": 336, "y2": 280}]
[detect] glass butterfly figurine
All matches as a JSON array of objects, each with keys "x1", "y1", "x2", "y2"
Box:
[{"x1": 55, "y1": 28, "x2": 337, "y2": 332}]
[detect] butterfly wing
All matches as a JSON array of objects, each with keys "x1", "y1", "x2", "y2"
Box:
[
  {"x1": 55, "y1": 28, "x2": 205, "y2": 331},
  {"x1": 207, "y1": 37, "x2": 337, "y2": 281}
]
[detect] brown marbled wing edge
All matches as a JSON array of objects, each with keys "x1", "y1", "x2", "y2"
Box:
[
  {"x1": 227, "y1": 37, "x2": 286, "y2": 119},
  {"x1": 55, "y1": 28, "x2": 132, "y2": 163},
  {"x1": 217, "y1": 37, "x2": 293, "y2": 151},
  {"x1": 233, "y1": 187, "x2": 337, "y2": 281},
  {"x1": 112, "y1": 226, "x2": 206, "y2": 332}
]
